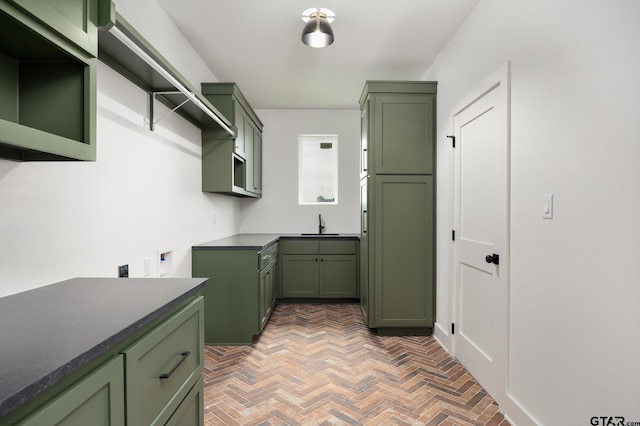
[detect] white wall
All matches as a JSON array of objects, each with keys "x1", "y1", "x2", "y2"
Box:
[
  {"x1": 425, "y1": 0, "x2": 640, "y2": 424},
  {"x1": 239, "y1": 109, "x2": 360, "y2": 234},
  {"x1": 0, "y1": 1, "x2": 239, "y2": 297}
]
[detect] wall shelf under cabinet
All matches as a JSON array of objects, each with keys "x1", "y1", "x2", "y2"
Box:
[{"x1": 97, "y1": 12, "x2": 233, "y2": 134}]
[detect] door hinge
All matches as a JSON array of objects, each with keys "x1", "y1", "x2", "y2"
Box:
[
  {"x1": 451, "y1": 323, "x2": 455, "y2": 334},
  {"x1": 452, "y1": 230, "x2": 455, "y2": 241},
  {"x1": 447, "y1": 135, "x2": 456, "y2": 148}
]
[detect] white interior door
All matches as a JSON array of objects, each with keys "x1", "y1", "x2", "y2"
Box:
[{"x1": 452, "y1": 64, "x2": 509, "y2": 401}]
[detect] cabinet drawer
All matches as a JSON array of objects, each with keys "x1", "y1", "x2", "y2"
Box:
[
  {"x1": 165, "y1": 377, "x2": 203, "y2": 426},
  {"x1": 320, "y1": 240, "x2": 357, "y2": 255},
  {"x1": 123, "y1": 297, "x2": 204, "y2": 426},
  {"x1": 281, "y1": 239, "x2": 318, "y2": 254},
  {"x1": 259, "y1": 242, "x2": 278, "y2": 269}
]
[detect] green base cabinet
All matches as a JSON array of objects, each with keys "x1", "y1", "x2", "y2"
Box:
[
  {"x1": 11, "y1": 296, "x2": 204, "y2": 426},
  {"x1": 281, "y1": 239, "x2": 358, "y2": 299},
  {"x1": 123, "y1": 297, "x2": 204, "y2": 426},
  {"x1": 360, "y1": 81, "x2": 437, "y2": 333},
  {"x1": 192, "y1": 243, "x2": 278, "y2": 345}
]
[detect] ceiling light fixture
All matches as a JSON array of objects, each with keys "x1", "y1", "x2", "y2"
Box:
[{"x1": 301, "y1": 8, "x2": 335, "y2": 48}]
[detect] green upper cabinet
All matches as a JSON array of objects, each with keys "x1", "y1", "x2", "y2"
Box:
[
  {"x1": 0, "y1": 0, "x2": 105, "y2": 161},
  {"x1": 7, "y1": 0, "x2": 101, "y2": 57},
  {"x1": 360, "y1": 81, "x2": 436, "y2": 175},
  {"x1": 201, "y1": 82, "x2": 264, "y2": 198}
]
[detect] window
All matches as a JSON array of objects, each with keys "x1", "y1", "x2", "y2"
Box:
[{"x1": 298, "y1": 134, "x2": 338, "y2": 204}]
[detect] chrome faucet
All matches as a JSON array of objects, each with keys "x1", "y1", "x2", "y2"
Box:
[{"x1": 318, "y1": 213, "x2": 325, "y2": 234}]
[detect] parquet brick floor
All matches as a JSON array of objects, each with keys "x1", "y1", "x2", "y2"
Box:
[{"x1": 203, "y1": 303, "x2": 509, "y2": 425}]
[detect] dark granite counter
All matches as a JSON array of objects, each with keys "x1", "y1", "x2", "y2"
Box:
[
  {"x1": 192, "y1": 233, "x2": 282, "y2": 250},
  {"x1": 193, "y1": 233, "x2": 359, "y2": 251},
  {"x1": 0, "y1": 277, "x2": 207, "y2": 419}
]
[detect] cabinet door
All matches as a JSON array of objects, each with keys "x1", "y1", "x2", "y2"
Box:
[
  {"x1": 8, "y1": 0, "x2": 99, "y2": 56},
  {"x1": 360, "y1": 99, "x2": 369, "y2": 179},
  {"x1": 320, "y1": 255, "x2": 357, "y2": 298},
  {"x1": 252, "y1": 130, "x2": 263, "y2": 195},
  {"x1": 281, "y1": 254, "x2": 319, "y2": 297},
  {"x1": 373, "y1": 175, "x2": 434, "y2": 327},
  {"x1": 20, "y1": 355, "x2": 125, "y2": 426},
  {"x1": 233, "y1": 102, "x2": 246, "y2": 158},
  {"x1": 360, "y1": 178, "x2": 371, "y2": 322},
  {"x1": 259, "y1": 266, "x2": 267, "y2": 331},
  {"x1": 271, "y1": 259, "x2": 279, "y2": 306},
  {"x1": 244, "y1": 118, "x2": 255, "y2": 192},
  {"x1": 259, "y1": 262, "x2": 275, "y2": 332},
  {"x1": 372, "y1": 94, "x2": 435, "y2": 174}
]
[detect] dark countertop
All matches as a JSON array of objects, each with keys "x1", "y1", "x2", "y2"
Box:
[
  {"x1": 193, "y1": 233, "x2": 360, "y2": 250},
  {"x1": 193, "y1": 233, "x2": 282, "y2": 250},
  {"x1": 0, "y1": 277, "x2": 207, "y2": 419}
]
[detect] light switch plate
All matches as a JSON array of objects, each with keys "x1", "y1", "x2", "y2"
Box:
[{"x1": 543, "y1": 194, "x2": 553, "y2": 219}]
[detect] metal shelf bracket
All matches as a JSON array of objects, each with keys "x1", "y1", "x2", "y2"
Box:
[{"x1": 150, "y1": 91, "x2": 190, "y2": 131}]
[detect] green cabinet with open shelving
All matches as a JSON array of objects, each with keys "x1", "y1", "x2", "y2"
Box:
[
  {"x1": 201, "y1": 82, "x2": 263, "y2": 197},
  {"x1": 0, "y1": 0, "x2": 105, "y2": 161}
]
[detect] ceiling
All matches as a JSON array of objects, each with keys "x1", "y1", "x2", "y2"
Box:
[{"x1": 156, "y1": 0, "x2": 479, "y2": 109}]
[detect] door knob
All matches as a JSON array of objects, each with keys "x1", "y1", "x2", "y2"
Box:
[{"x1": 485, "y1": 254, "x2": 499, "y2": 265}]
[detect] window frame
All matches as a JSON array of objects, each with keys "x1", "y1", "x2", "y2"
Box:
[{"x1": 297, "y1": 134, "x2": 339, "y2": 205}]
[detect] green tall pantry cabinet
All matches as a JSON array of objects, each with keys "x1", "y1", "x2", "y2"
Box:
[{"x1": 359, "y1": 81, "x2": 436, "y2": 334}]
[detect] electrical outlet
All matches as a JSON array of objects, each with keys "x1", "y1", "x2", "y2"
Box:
[
  {"x1": 118, "y1": 264, "x2": 129, "y2": 278},
  {"x1": 543, "y1": 194, "x2": 554, "y2": 219},
  {"x1": 144, "y1": 258, "x2": 151, "y2": 277}
]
